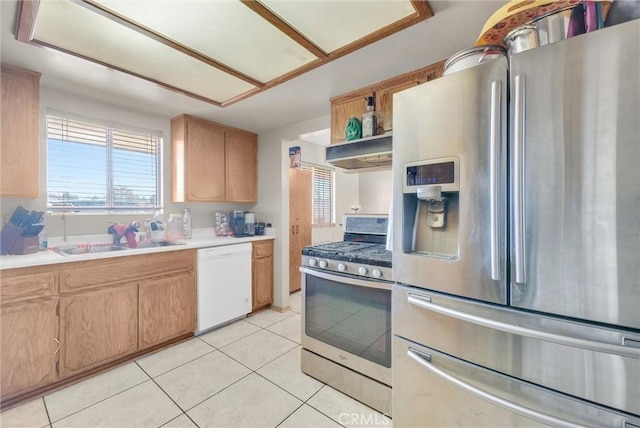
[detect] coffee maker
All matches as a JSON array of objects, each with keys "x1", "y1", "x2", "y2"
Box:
[
  {"x1": 244, "y1": 212, "x2": 256, "y2": 236},
  {"x1": 231, "y1": 210, "x2": 245, "y2": 236}
]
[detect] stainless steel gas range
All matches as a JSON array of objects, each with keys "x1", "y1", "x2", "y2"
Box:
[{"x1": 300, "y1": 214, "x2": 392, "y2": 416}]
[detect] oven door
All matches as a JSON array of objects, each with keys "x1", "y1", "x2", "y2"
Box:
[{"x1": 300, "y1": 267, "x2": 392, "y2": 386}]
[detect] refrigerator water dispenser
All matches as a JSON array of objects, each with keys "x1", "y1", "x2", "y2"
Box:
[{"x1": 403, "y1": 157, "x2": 460, "y2": 258}]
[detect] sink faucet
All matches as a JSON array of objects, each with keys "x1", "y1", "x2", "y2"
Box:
[{"x1": 108, "y1": 222, "x2": 140, "y2": 248}]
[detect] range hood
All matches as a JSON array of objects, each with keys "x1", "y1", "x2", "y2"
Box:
[{"x1": 325, "y1": 132, "x2": 392, "y2": 171}]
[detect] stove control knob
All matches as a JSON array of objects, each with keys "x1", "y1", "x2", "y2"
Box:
[
  {"x1": 319, "y1": 260, "x2": 329, "y2": 269},
  {"x1": 338, "y1": 263, "x2": 347, "y2": 272},
  {"x1": 358, "y1": 267, "x2": 368, "y2": 275},
  {"x1": 372, "y1": 269, "x2": 383, "y2": 279},
  {"x1": 309, "y1": 258, "x2": 318, "y2": 267}
]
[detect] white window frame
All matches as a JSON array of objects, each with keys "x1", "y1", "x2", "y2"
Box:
[
  {"x1": 300, "y1": 162, "x2": 335, "y2": 227},
  {"x1": 46, "y1": 110, "x2": 163, "y2": 213}
]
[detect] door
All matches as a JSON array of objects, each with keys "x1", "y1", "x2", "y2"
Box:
[
  {"x1": 59, "y1": 283, "x2": 138, "y2": 378},
  {"x1": 1, "y1": 298, "x2": 58, "y2": 397},
  {"x1": 392, "y1": 56, "x2": 508, "y2": 304},
  {"x1": 509, "y1": 21, "x2": 640, "y2": 329},
  {"x1": 139, "y1": 272, "x2": 196, "y2": 349},
  {"x1": 289, "y1": 168, "x2": 311, "y2": 292},
  {"x1": 393, "y1": 336, "x2": 640, "y2": 428}
]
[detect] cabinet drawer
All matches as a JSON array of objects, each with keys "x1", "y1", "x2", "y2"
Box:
[
  {"x1": 59, "y1": 250, "x2": 195, "y2": 292},
  {"x1": 252, "y1": 240, "x2": 273, "y2": 258},
  {"x1": 1, "y1": 270, "x2": 55, "y2": 304}
]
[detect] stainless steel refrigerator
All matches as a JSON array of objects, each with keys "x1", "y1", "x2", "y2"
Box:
[{"x1": 392, "y1": 20, "x2": 640, "y2": 427}]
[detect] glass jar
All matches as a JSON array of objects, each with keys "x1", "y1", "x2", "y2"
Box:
[{"x1": 166, "y1": 214, "x2": 183, "y2": 242}]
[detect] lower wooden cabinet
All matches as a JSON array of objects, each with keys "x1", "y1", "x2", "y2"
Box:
[
  {"x1": 0, "y1": 249, "x2": 197, "y2": 407},
  {"x1": 59, "y1": 283, "x2": 138, "y2": 378},
  {"x1": 0, "y1": 297, "x2": 58, "y2": 398},
  {"x1": 139, "y1": 272, "x2": 196, "y2": 349},
  {"x1": 252, "y1": 240, "x2": 274, "y2": 312}
]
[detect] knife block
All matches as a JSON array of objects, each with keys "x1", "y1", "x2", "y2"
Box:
[
  {"x1": 0, "y1": 223, "x2": 24, "y2": 255},
  {"x1": 10, "y1": 236, "x2": 39, "y2": 255}
]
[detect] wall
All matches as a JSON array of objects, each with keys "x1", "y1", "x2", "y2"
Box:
[
  {"x1": 254, "y1": 115, "x2": 333, "y2": 311},
  {"x1": 291, "y1": 138, "x2": 359, "y2": 244},
  {"x1": 358, "y1": 169, "x2": 393, "y2": 215},
  {"x1": 0, "y1": 87, "x2": 255, "y2": 237}
]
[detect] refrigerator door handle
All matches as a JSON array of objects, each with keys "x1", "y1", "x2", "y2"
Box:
[
  {"x1": 490, "y1": 80, "x2": 502, "y2": 281},
  {"x1": 514, "y1": 74, "x2": 526, "y2": 284},
  {"x1": 407, "y1": 293, "x2": 640, "y2": 358},
  {"x1": 406, "y1": 347, "x2": 588, "y2": 428}
]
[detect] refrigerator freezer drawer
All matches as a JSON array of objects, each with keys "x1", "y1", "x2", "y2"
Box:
[
  {"x1": 393, "y1": 336, "x2": 640, "y2": 428},
  {"x1": 393, "y1": 284, "x2": 640, "y2": 416}
]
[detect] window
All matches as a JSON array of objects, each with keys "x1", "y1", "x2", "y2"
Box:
[
  {"x1": 46, "y1": 113, "x2": 162, "y2": 212},
  {"x1": 301, "y1": 163, "x2": 335, "y2": 227}
]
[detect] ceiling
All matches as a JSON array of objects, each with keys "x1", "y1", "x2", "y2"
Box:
[{"x1": 1, "y1": 1, "x2": 507, "y2": 134}]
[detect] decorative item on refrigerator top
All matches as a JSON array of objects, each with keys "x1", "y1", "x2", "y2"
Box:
[
  {"x1": 182, "y1": 208, "x2": 192, "y2": 239},
  {"x1": 361, "y1": 96, "x2": 379, "y2": 138}
]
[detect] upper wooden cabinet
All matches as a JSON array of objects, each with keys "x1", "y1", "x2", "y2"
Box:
[
  {"x1": 1, "y1": 64, "x2": 41, "y2": 198},
  {"x1": 330, "y1": 60, "x2": 445, "y2": 143},
  {"x1": 171, "y1": 114, "x2": 258, "y2": 203}
]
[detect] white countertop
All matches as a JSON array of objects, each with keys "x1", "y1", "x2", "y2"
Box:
[{"x1": 0, "y1": 230, "x2": 274, "y2": 270}]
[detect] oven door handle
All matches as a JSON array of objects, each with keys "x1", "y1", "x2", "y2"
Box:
[{"x1": 300, "y1": 267, "x2": 392, "y2": 291}]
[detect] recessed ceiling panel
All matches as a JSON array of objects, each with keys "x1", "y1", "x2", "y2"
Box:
[
  {"x1": 260, "y1": 0, "x2": 417, "y2": 52},
  {"x1": 33, "y1": 0, "x2": 256, "y2": 103},
  {"x1": 91, "y1": 0, "x2": 318, "y2": 82}
]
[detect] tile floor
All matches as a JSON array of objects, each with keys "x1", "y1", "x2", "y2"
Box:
[{"x1": 1, "y1": 293, "x2": 391, "y2": 428}]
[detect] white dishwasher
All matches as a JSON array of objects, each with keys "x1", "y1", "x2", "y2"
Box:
[{"x1": 196, "y1": 243, "x2": 252, "y2": 334}]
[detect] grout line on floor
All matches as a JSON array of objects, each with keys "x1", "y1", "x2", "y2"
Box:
[
  {"x1": 136, "y1": 363, "x2": 194, "y2": 419},
  {"x1": 273, "y1": 401, "x2": 306, "y2": 428},
  {"x1": 136, "y1": 347, "x2": 217, "y2": 379},
  {"x1": 303, "y1": 386, "x2": 348, "y2": 428},
  {"x1": 181, "y1": 371, "x2": 254, "y2": 413},
  {"x1": 45, "y1": 378, "x2": 153, "y2": 424},
  {"x1": 41, "y1": 397, "x2": 52, "y2": 428},
  {"x1": 158, "y1": 412, "x2": 200, "y2": 428}
]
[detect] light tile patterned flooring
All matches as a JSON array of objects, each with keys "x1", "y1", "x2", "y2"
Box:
[{"x1": 1, "y1": 292, "x2": 391, "y2": 428}]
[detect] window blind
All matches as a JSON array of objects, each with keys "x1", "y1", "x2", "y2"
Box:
[
  {"x1": 46, "y1": 114, "x2": 162, "y2": 212},
  {"x1": 300, "y1": 163, "x2": 335, "y2": 226}
]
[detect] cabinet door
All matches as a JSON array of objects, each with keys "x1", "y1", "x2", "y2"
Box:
[
  {"x1": 139, "y1": 272, "x2": 196, "y2": 349},
  {"x1": 252, "y1": 256, "x2": 274, "y2": 311},
  {"x1": 330, "y1": 91, "x2": 371, "y2": 143},
  {"x1": 1, "y1": 298, "x2": 58, "y2": 398},
  {"x1": 376, "y1": 80, "x2": 422, "y2": 133},
  {"x1": 186, "y1": 120, "x2": 226, "y2": 201},
  {"x1": 0, "y1": 65, "x2": 40, "y2": 198},
  {"x1": 289, "y1": 168, "x2": 312, "y2": 292},
  {"x1": 225, "y1": 131, "x2": 257, "y2": 203},
  {"x1": 59, "y1": 283, "x2": 138, "y2": 378}
]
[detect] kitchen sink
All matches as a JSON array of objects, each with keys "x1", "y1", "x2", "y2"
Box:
[
  {"x1": 54, "y1": 245, "x2": 129, "y2": 256},
  {"x1": 54, "y1": 241, "x2": 186, "y2": 256},
  {"x1": 132, "y1": 241, "x2": 186, "y2": 249}
]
